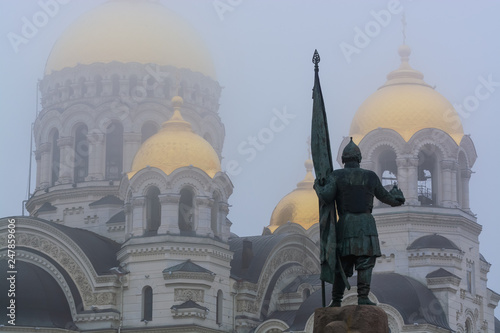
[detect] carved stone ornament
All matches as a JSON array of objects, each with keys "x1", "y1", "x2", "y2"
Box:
[{"x1": 174, "y1": 288, "x2": 204, "y2": 302}]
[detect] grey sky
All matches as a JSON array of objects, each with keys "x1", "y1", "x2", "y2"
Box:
[{"x1": 1, "y1": 0, "x2": 499, "y2": 317}]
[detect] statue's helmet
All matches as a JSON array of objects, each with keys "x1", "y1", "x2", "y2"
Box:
[{"x1": 342, "y1": 137, "x2": 362, "y2": 164}]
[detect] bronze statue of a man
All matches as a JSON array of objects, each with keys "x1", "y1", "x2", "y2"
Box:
[{"x1": 314, "y1": 138, "x2": 405, "y2": 306}]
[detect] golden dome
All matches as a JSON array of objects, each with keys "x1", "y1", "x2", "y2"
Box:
[
  {"x1": 128, "y1": 97, "x2": 221, "y2": 178},
  {"x1": 268, "y1": 159, "x2": 319, "y2": 232},
  {"x1": 349, "y1": 45, "x2": 464, "y2": 145},
  {"x1": 45, "y1": 0, "x2": 216, "y2": 78}
]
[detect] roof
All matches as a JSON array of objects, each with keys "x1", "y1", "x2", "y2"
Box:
[
  {"x1": 30, "y1": 217, "x2": 121, "y2": 275},
  {"x1": 229, "y1": 233, "x2": 289, "y2": 283},
  {"x1": 408, "y1": 234, "x2": 461, "y2": 251},
  {"x1": 495, "y1": 316, "x2": 500, "y2": 333},
  {"x1": 288, "y1": 273, "x2": 452, "y2": 332},
  {"x1": 37, "y1": 202, "x2": 57, "y2": 213},
  {"x1": 0, "y1": 260, "x2": 77, "y2": 329},
  {"x1": 426, "y1": 268, "x2": 459, "y2": 279},
  {"x1": 171, "y1": 300, "x2": 208, "y2": 311},
  {"x1": 89, "y1": 195, "x2": 123, "y2": 207},
  {"x1": 163, "y1": 259, "x2": 213, "y2": 274},
  {"x1": 107, "y1": 210, "x2": 125, "y2": 224}
]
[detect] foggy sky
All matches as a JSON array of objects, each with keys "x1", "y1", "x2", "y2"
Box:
[{"x1": 1, "y1": 0, "x2": 499, "y2": 317}]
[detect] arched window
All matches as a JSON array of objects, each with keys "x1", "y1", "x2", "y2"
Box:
[
  {"x1": 211, "y1": 192, "x2": 220, "y2": 237},
  {"x1": 142, "y1": 286, "x2": 153, "y2": 322},
  {"x1": 178, "y1": 188, "x2": 194, "y2": 234},
  {"x1": 105, "y1": 121, "x2": 123, "y2": 180},
  {"x1": 302, "y1": 288, "x2": 311, "y2": 301},
  {"x1": 73, "y1": 125, "x2": 89, "y2": 183},
  {"x1": 418, "y1": 145, "x2": 438, "y2": 206},
  {"x1": 50, "y1": 130, "x2": 60, "y2": 186},
  {"x1": 465, "y1": 318, "x2": 472, "y2": 333},
  {"x1": 216, "y1": 290, "x2": 223, "y2": 325},
  {"x1": 141, "y1": 123, "x2": 158, "y2": 143},
  {"x1": 145, "y1": 186, "x2": 161, "y2": 236}
]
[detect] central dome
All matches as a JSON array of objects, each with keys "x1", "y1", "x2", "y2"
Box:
[
  {"x1": 268, "y1": 159, "x2": 319, "y2": 232},
  {"x1": 349, "y1": 45, "x2": 464, "y2": 145},
  {"x1": 128, "y1": 97, "x2": 221, "y2": 178},
  {"x1": 45, "y1": 0, "x2": 216, "y2": 78}
]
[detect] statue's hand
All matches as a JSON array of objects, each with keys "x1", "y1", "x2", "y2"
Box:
[{"x1": 390, "y1": 185, "x2": 405, "y2": 205}]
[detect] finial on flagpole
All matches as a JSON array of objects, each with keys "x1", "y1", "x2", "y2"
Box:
[{"x1": 312, "y1": 49, "x2": 320, "y2": 71}]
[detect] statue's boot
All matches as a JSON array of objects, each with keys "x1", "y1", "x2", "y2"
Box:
[
  {"x1": 357, "y1": 268, "x2": 376, "y2": 306},
  {"x1": 329, "y1": 278, "x2": 345, "y2": 307}
]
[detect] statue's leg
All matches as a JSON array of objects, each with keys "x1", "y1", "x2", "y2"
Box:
[
  {"x1": 330, "y1": 256, "x2": 353, "y2": 307},
  {"x1": 356, "y1": 256, "x2": 376, "y2": 306}
]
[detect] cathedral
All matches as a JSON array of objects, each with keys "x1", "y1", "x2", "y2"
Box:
[{"x1": 1, "y1": 1, "x2": 499, "y2": 332}]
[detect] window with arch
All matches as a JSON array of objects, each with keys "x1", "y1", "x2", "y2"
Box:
[
  {"x1": 144, "y1": 186, "x2": 161, "y2": 236},
  {"x1": 211, "y1": 192, "x2": 220, "y2": 238},
  {"x1": 142, "y1": 286, "x2": 153, "y2": 322},
  {"x1": 178, "y1": 187, "x2": 194, "y2": 234},
  {"x1": 465, "y1": 318, "x2": 472, "y2": 333},
  {"x1": 50, "y1": 130, "x2": 60, "y2": 186},
  {"x1": 105, "y1": 121, "x2": 123, "y2": 180},
  {"x1": 73, "y1": 125, "x2": 89, "y2": 183},
  {"x1": 302, "y1": 288, "x2": 311, "y2": 301},
  {"x1": 418, "y1": 145, "x2": 438, "y2": 206},
  {"x1": 141, "y1": 122, "x2": 159, "y2": 143},
  {"x1": 216, "y1": 290, "x2": 223, "y2": 325}
]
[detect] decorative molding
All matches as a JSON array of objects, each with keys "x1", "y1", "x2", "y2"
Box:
[{"x1": 174, "y1": 288, "x2": 204, "y2": 302}]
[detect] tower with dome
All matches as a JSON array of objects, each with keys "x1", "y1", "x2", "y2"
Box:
[{"x1": 0, "y1": 1, "x2": 499, "y2": 332}]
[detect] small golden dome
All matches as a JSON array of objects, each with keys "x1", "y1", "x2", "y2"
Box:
[
  {"x1": 349, "y1": 45, "x2": 464, "y2": 145},
  {"x1": 268, "y1": 159, "x2": 319, "y2": 232},
  {"x1": 128, "y1": 97, "x2": 221, "y2": 178},
  {"x1": 45, "y1": 0, "x2": 216, "y2": 78}
]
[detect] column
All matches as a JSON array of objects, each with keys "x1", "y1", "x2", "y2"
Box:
[
  {"x1": 57, "y1": 136, "x2": 74, "y2": 184},
  {"x1": 35, "y1": 150, "x2": 42, "y2": 190},
  {"x1": 219, "y1": 203, "x2": 230, "y2": 242},
  {"x1": 131, "y1": 196, "x2": 145, "y2": 236},
  {"x1": 38, "y1": 142, "x2": 51, "y2": 188},
  {"x1": 123, "y1": 132, "x2": 141, "y2": 174},
  {"x1": 461, "y1": 169, "x2": 472, "y2": 211},
  {"x1": 440, "y1": 160, "x2": 456, "y2": 208},
  {"x1": 86, "y1": 132, "x2": 105, "y2": 181},
  {"x1": 396, "y1": 156, "x2": 419, "y2": 205},
  {"x1": 196, "y1": 197, "x2": 212, "y2": 237}
]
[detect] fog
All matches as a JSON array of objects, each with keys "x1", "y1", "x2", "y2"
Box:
[{"x1": 1, "y1": 0, "x2": 499, "y2": 318}]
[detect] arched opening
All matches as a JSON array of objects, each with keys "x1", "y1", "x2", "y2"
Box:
[
  {"x1": 465, "y1": 318, "x2": 472, "y2": 333},
  {"x1": 141, "y1": 122, "x2": 159, "y2": 143},
  {"x1": 211, "y1": 192, "x2": 220, "y2": 238},
  {"x1": 302, "y1": 288, "x2": 311, "y2": 301},
  {"x1": 142, "y1": 286, "x2": 153, "y2": 322},
  {"x1": 73, "y1": 125, "x2": 89, "y2": 183},
  {"x1": 105, "y1": 121, "x2": 123, "y2": 180},
  {"x1": 378, "y1": 149, "x2": 398, "y2": 188},
  {"x1": 418, "y1": 145, "x2": 439, "y2": 206},
  {"x1": 144, "y1": 186, "x2": 161, "y2": 236},
  {"x1": 178, "y1": 188, "x2": 195, "y2": 234},
  {"x1": 216, "y1": 290, "x2": 223, "y2": 325},
  {"x1": 50, "y1": 130, "x2": 60, "y2": 186}
]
